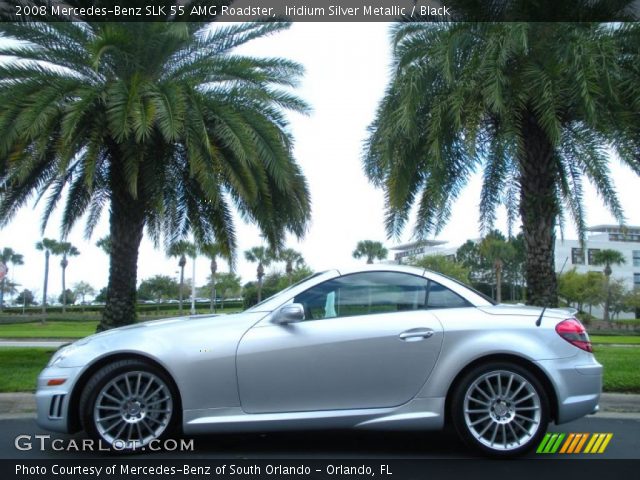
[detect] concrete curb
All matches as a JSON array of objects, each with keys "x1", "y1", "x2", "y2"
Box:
[{"x1": 1, "y1": 392, "x2": 639, "y2": 420}]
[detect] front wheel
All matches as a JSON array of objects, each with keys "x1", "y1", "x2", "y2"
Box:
[
  {"x1": 451, "y1": 362, "x2": 550, "y2": 457},
  {"x1": 79, "y1": 359, "x2": 179, "y2": 452}
]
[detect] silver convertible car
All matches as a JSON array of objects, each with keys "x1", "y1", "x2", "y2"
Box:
[{"x1": 36, "y1": 265, "x2": 601, "y2": 457}]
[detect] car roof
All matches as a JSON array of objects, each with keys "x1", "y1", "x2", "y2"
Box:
[
  {"x1": 335, "y1": 263, "x2": 426, "y2": 276},
  {"x1": 248, "y1": 263, "x2": 493, "y2": 313}
]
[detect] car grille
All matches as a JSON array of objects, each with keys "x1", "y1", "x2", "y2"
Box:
[{"x1": 48, "y1": 394, "x2": 65, "y2": 419}]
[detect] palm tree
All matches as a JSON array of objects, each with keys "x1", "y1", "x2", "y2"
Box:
[
  {"x1": 35, "y1": 238, "x2": 59, "y2": 314},
  {"x1": 352, "y1": 240, "x2": 388, "y2": 264},
  {"x1": 199, "y1": 242, "x2": 227, "y2": 313},
  {"x1": 167, "y1": 240, "x2": 197, "y2": 314},
  {"x1": 95, "y1": 236, "x2": 111, "y2": 255},
  {"x1": 52, "y1": 242, "x2": 79, "y2": 313},
  {"x1": 0, "y1": 17, "x2": 311, "y2": 330},
  {"x1": 592, "y1": 249, "x2": 626, "y2": 322},
  {"x1": 245, "y1": 247, "x2": 274, "y2": 303},
  {"x1": 479, "y1": 235, "x2": 515, "y2": 303},
  {"x1": 364, "y1": 10, "x2": 640, "y2": 307},
  {"x1": 277, "y1": 248, "x2": 305, "y2": 285},
  {"x1": 73, "y1": 281, "x2": 96, "y2": 313},
  {"x1": 0, "y1": 247, "x2": 24, "y2": 310}
]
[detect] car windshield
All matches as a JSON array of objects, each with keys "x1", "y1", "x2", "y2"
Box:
[{"x1": 245, "y1": 271, "x2": 328, "y2": 312}]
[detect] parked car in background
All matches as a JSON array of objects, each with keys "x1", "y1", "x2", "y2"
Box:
[{"x1": 36, "y1": 265, "x2": 601, "y2": 456}]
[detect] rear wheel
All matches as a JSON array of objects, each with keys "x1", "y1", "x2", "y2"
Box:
[
  {"x1": 80, "y1": 359, "x2": 178, "y2": 452},
  {"x1": 451, "y1": 362, "x2": 550, "y2": 457}
]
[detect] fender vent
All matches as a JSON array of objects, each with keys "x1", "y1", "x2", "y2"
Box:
[{"x1": 48, "y1": 395, "x2": 65, "y2": 419}]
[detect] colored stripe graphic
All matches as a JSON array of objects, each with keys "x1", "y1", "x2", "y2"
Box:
[
  {"x1": 574, "y1": 433, "x2": 589, "y2": 453},
  {"x1": 536, "y1": 433, "x2": 552, "y2": 453},
  {"x1": 598, "y1": 433, "x2": 613, "y2": 453},
  {"x1": 536, "y1": 433, "x2": 565, "y2": 453},
  {"x1": 584, "y1": 433, "x2": 613, "y2": 454},
  {"x1": 559, "y1": 433, "x2": 575, "y2": 454},
  {"x1": 538, "y1": 433, "x2": 613, "y2": 454}
]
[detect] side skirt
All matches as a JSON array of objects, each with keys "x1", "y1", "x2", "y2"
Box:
[{"x1": 182, "y1": 397, "x2": 445, "y2": 434}]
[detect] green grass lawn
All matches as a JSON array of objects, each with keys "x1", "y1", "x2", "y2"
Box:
[
  {"x1": 0, "y1": 308, "x2": 243, "y2": 339},
  {"x1": 0, "y1": 348, "x2": 55, "y2": 392},
  {"x1": 593, "y1": 346, "x2": 640, "y2": 393},
  {"x1": 591, "y1": 335, "x2": 640, "y2": 345},
  {"x1": 0, "y1": 321, "x2": 97, "y2": 339},
  {"x1": 0, "y1": 344, "x2": 638, "y2": 394}
]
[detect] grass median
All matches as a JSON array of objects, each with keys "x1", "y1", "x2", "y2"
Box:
[
  {"x1": 0, "y1": 345, "x2": 638, "y2": 395},
  {"x1": 0, "y1": 348, "x2": 56, "y2": 392},
  {"x1": 590, "y1": 335, "x2": 640, "y2": 345},
  {"x1": 0, "y1": 321, "x2": 97, "y2": 339},
  {"x1": 0, "y1": 309, "x2": 243, "y2": 339}
]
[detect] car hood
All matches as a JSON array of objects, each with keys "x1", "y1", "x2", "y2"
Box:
[
  {"x1": 477, "y1": 304, "x2": 576, "y2": 319},
  {"x1": 73, "y1": 311, "x2": 265, "y2": 347}
]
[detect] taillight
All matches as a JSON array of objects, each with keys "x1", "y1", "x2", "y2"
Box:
[{"x1": 555, "y1": 318, "x2": 592, "y2": 352}]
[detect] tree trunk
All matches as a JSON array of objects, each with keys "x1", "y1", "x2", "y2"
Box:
[
  {"x1": 41, "y1": 250, "x2": 49, "y2": 317},
  {"x1": 190, "y1": 256, "x2": 196, "y2": 315},
  {"x1": 178, "y1": 261, "x2": 185, "y2": 314},
  {"x1": 519, "y1": 112, "x2": 559, "y2": 307},
  {"x1": 257, "y1": 263, "x2": 264, "y2": 303},
  {"x1": 286, "y1": 261, "x2": 293, "y2": 286},
  {"x1": 603, "y1": 274, "x2": 611, "y2": 323},
  {"x1": 0, "y1": 278, "x2": 4, "y2": 311},
  {"x1": 495, "y1": 260, "x2": 503, "y2": 304},
  {"x1": 210, "y1": 258, "x2": 217, "y2": 313},
  {"x1": 98, "y1": 168, "x2": 145, "y2": 332},
  {"x1": 61, "y1": 257, "x2": 67, "y2": 314}
]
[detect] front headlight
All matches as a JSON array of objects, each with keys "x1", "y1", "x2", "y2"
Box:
[{"x1": 47, "y1": 344, "x2": 77, "y2": 367}]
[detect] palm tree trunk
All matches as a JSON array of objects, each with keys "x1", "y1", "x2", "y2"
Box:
[
  {"x1": 61, "y1": 257, "x2": 67, "y2": 314},
  {"x1": 286, "y1": 261, "x2": 293, "y2": 286},
  {"x1": 0, "y1": 278, "x2": 4, "y2": 311},
  {"x1": 519, "y1": 112, "x2": 559, "y2": 307},
  {"x1": 495, "y1": 261, "x2": 502, "y2": 304},
  {"x1": 190, "y1": 256, "x2": 196, "y2": 315},
  {"x1": 210, "y1": 258, "x2": 217, "y2": 313},
  {"x1": 98, "y1": 174, "x2": 145, "y2": 332},
  {"x1": 179, "y1": 264, "x2": 184, "y2": 314},
  {"x1": 257, "y1": 263, "x2": 264, "y2": 303},
  {"x1": 603, "y1": 275, "x2": 611, "y2": 323},
  {"x1": 41, "y1": 250, "x2": 49, "y2": 317}
]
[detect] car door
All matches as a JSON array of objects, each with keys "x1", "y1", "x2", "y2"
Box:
[{"x1": 236, "y1": 271, "x2": 445, "y2": 413}]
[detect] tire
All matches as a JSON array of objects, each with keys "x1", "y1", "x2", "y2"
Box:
[
  {"x1": 451, "y1": 362, "x2": 550, "y2": 457},
  {"x1": 79, "y1": 359, "x2": 179, "y2": 452}
]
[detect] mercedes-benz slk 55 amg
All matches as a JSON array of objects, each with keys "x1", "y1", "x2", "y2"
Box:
[{"x1": 36, "y1": 264, "x2": 601, "y2": 456}]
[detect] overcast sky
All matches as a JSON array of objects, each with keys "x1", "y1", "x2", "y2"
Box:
[{"x1": 1, "y1": 22, "x2": 639, "y2": 301}]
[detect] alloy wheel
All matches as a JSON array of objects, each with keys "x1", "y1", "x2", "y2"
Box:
[
  {"x1": 462, "y1": 370, "x2": 542, "y2": 451},
  {"x1": 93, "y1": 370, "x2": 173, "y2": 449}
]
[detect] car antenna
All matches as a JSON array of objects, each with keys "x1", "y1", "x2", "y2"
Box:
[{"x1": 536, "y1": 256, "x2": 568, "y2": 327}]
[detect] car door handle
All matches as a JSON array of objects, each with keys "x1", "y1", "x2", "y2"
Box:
[{"x1": 399, "y1": 328, "x2": 434, "y2": 341}]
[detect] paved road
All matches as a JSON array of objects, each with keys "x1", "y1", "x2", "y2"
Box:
[{"x1": 0, "y1": 415, "x2": 638, "y2": 459}]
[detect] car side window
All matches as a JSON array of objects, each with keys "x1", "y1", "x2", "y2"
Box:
[
  {"x1": 293, "y1": 271, "x2": 431, "y2": 320},
  {"x1": 426, "y1": 281, "x2": 470, "y2": 309}
]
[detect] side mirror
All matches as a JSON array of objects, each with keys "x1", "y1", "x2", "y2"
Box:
[{"x1": 272, "y1": 303, "x2": 305, "y2": 325}]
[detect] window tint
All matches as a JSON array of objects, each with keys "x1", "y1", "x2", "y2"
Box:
[
  {"x1": 293, "y1": 271, "x2": 469, "y2": 321},
  {"x1": 426, "y1": 282, "x2": 470, "y2": 308}
]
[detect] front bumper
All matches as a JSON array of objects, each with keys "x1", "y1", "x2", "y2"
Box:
[
  {"x1": 35, "y1": 366, "x2": 84, "y2": 433},
  {"x1": 536, "y1": 352, "x2": 603, "y2": 424}
]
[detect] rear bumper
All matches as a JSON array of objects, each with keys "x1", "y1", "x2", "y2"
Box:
[{"x1": 536, "y1": 354, "x2": 602, "y2": 424}]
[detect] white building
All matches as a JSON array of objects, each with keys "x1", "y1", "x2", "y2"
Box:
[
  {"x1": 389, "y1": 240, "x2": 459, "y2": 264},
  {"x1": 554, "y1": 225, "x2": 640, "y2": 290},
  {"x1": 391, "y1": 225, "x2": 640, "y2": 318}
]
